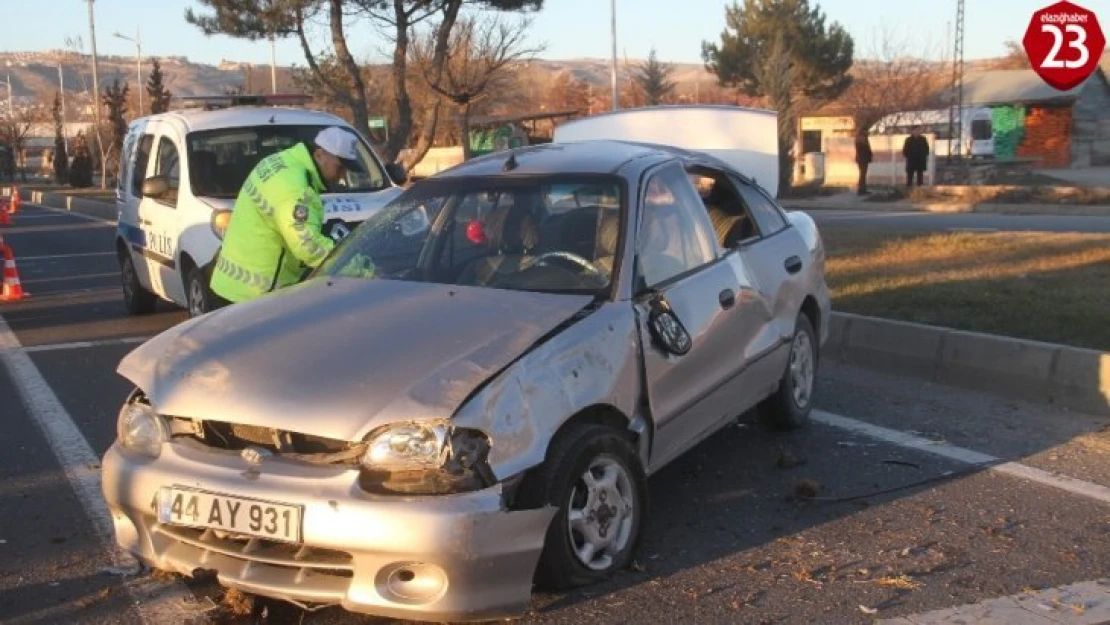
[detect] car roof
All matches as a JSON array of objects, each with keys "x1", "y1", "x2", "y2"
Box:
[
  {"x1": 133, "y1": 106, "x2": 352, "y2": 134},
  {"x1": 429, "y1": 139, "x2": 757, "y2": 186},
  {"x1": 431, "y1": 140, "x2": 675, "y2": 178}
]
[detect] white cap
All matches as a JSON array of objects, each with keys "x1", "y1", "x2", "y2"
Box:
[{"x1": 313, "y1": 127, "x2": 364, "y2": 172}]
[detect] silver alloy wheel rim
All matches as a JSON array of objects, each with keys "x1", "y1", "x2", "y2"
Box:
[
  {"x1": 790, "y1": 330, "x2": 814, "y2": 409},
  {"x1": 567, "y1": 455, "x2": 636, "y2": 571},
  {"x1": 188, "y1": 277, "x2": 205, "y2": 317}
]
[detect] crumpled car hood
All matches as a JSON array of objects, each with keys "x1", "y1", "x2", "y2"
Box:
[{"x1": 117, "y1": 278, "x2": 594, "y2": 441}]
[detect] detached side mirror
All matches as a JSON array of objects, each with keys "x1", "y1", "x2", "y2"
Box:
[
  {"x1": 647, "y1": 296, "x2": 692, "y2": 356},
  {"x1": 385, "y1": 162, "x2": 408, "y2": 185},
  {"x1": 142, "y1": 175, "x2": 169, "y2": 198}
]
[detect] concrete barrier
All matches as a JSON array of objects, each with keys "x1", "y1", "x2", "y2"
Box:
[
  {"x1": 1, "y1": 187, "x2": 118, "y2": 222},
  {"x1": 829, "y1": 311, "x2": 1110, "y2": 417}
]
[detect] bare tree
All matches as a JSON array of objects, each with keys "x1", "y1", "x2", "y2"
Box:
[
  {"x1": 0, "y1": 104, "x2": 48, "y2": 182},
  {"x1": 411, "y1": 12, "x2": 544, "y2": 160},
  {"x1": 837, "y1": 24, "x2": 947, "y2": 133}
]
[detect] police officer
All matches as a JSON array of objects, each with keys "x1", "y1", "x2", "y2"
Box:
[{"x1": 209, "y1": 127, "x2": 363, "y2": 307}]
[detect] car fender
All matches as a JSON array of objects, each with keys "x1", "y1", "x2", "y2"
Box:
[{"x1": 450, "y1": 303, "x2": 646, "y2": 482}]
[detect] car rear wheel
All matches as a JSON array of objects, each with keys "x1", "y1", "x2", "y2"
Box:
[
  {"x1": 119, "y1": 248, "x2": 156, "y2": 316},
  {"x1": 521, "y1": 424, "x2": 648, "y2": 590},
  {"x1": 185, "y1": 267, "x2": 212, "y2": 317},
  {"x1": 759, "y1": 312, "x2": 817, "y2": 430}
]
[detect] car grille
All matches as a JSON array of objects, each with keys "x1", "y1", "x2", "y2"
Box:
[
  {"x1": 176, "y1": 419, "x2": 365, "y2": 466},
  {"x1": 150, "y1": 522, "x2": 355, "y2": 604}
]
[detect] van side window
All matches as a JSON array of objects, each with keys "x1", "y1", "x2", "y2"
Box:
[
  {"x1": 154, "y1": 137, "x2": 180, "y2": 207},
  {"x1": 131, "y1": 135, "x2": 154, "y2": 198}
]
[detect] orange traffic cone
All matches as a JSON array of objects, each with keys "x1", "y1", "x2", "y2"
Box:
[
  {"x1": 1, "y1": 240, "x2": 28, "y2": 301},
  {"x1": 0, "y1": 202, "x2": 9, "y2": 225},
  {"x1": 10, "y1": 187, "x2": 19, "y2": 214}
]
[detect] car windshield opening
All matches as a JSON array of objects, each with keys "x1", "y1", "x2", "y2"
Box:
[
  {"x1": 186, "y1": 124, "x2": 388, "y2": 198},
  {"x1": 317, "y1": 175, "x2": 626, "y2": 296}
]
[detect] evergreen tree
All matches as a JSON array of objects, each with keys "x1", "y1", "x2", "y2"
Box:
[
  {"x1": 634, "y1": 48, "x2": 676, "y2": 106},
  {"x1": 146, "y1": 58, "x2": 173, "y2": 113},
  {"x1": 102, "y1": 79, "x2": 130, "y2": 180},
  {"x1": 702, "y1": 0, "x2": 854, "y2": 191},
  {"x1": 52, "y1": 92, "x2": 69, "y2": 184}
]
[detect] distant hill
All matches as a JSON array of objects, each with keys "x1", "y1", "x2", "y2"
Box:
[{"x1": 3, "y1": 47, "x2": 1107, "y2": 113}]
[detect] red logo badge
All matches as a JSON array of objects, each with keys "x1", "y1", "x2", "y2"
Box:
[{"x1": 1023, "y1": 1, "x2": 1105, "y2": 91}]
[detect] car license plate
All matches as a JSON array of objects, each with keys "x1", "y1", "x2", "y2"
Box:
[{"x1": 157, "y1": 486, "x2": 303, "y2": 543}]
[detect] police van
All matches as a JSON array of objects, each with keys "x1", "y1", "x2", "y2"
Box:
[{"x1": 114, "y1": 94, "x2": 407, "y2": 317}]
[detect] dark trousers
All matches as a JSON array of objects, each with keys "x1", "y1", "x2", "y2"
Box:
[
  {"x1": 906, "y1": 168, "x2": 924, "y2": 187},
  {"x1": 857, "y1": 163, "x2": 869, "y2": 194}
]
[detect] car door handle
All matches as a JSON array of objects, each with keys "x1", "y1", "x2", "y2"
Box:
[
  {"x1": 784, "y1": 256, "x2": 803, "y2": 274},
  {"x1": 719, "y1": 288, "x2": 736, "y2": 309}
]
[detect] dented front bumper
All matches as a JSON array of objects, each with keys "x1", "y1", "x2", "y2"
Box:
[{"x1": 101, "y1": 440, "x2": 556, "y2": 622}]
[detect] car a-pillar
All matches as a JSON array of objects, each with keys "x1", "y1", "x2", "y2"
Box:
[{"x1": 507, "y1": 406, "x2": 649, "y2": 590}]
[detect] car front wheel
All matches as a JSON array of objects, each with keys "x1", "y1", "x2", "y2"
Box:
[
  {"x1": 759, "y1": 312, "x2": 817, "y2": 430},
  {"x1": 522, "y1": 424, "x2": 648, "y2": 590}
]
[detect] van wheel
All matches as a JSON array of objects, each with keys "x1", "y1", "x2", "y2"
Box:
[
  {"x1": 185, "y1": 267, "x2": 212, "y2": 318},
  {"x1": 520, "y1": 424, "x2": 648, "y2": 590},
  {"x1": 119, "y1": 249, "x2": 156, "y2": 315},
  {"x1": 759, "y1": 312, "x2": 817, "y2": 430}
]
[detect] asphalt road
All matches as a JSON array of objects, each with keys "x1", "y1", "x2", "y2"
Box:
[
  {"x1": 805, "y1": 209, "x2": 1110, "y2": 233},
  {"x1": 1, "y1": 203, "x2": 1109, "y2": 625}
]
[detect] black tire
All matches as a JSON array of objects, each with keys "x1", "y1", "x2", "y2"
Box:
[
  {"x1": 518, "y1": 424, "x2": 648, "y2": 591},
  {"x1": 119, "y1": 247, "x2": 156, "y2": 316},
  {"x1": 185, "y1": 266, "x2": 213, "y2": 318},
  {"x1": 759, "y1": 312, "x2": 818, "y2": 430}
]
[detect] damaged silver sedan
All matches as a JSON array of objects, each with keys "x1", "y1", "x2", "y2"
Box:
[{"x1": 101, "y1": 139, "x2": 830, "y2": 622}]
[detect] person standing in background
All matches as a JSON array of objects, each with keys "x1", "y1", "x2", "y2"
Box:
[{"x1": 902, "y1": 126, "x2": 930, "y2": 188}]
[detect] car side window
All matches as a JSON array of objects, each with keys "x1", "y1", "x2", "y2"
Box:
[
  {"x1": 735, "y1": 179, "x2": 787, "y2": 236},
  {"x1": 130, "y1": 135, "x2": 154, "y2": 198},
  {"x1": 637, "y1": 165, "x2": 717, "y2": 290},
  {"x1": 154, "y1": 137, "x2": 180, "y2": 207}
]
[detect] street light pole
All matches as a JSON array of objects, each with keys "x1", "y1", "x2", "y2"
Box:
[
  {"x1": 269, "y1": 35, "x2": 277, "y2": 94},
  {"x1": 58, "y1": 64, "x2": 68, "y2": 156},
  {"x1": 87, "y1": 0, "x2": 105, "y2": 189},
  {"x1": 114, "y1": 26, "x2": 143, "y2": 115},
  {"x1": 610, "y1": 0, "x2": 618, "y2": 111}
]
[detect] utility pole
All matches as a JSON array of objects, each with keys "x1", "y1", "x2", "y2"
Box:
[
  {"x1": 114, "y1": 25, "x2": 143, "y2": 115},
  {"x1": 610, "y1": 0, "x2": 618, "y2": 111},
  {"x1": 87, "y1": 0, "x2": 105, "y2": 189},
  {"x1": 948, "y1": 0, "x2": 965, "y2": 166}
]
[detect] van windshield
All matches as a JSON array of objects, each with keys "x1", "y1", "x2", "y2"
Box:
[
  {"x1": 186, "y1": 125, "x2": 388, "y2": 198},
  {"x1": 971, "y1": 119, "x2": 992, "y2": 141}
]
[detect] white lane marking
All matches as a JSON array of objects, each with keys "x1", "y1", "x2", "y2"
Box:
[
  {"x1": 877, "y1": 577, "x2": 1110, "y2": 624},
  {"x1": 26, "y1": 202, "x2": 115, "y2": 224},
  {"x1": 0, "y1": 314, "x2": 196, "y2": 623},
  {"x1": 17, "y1": 252, "x2": 116, "y2": 261},
  {"x1": 813, "y1": 410, "x2": 1110, "y2": 505},
  {"x1": 23, "y1": 336, "x2": 152, "y2": 353}
]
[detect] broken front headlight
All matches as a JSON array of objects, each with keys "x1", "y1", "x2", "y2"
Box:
[
  {"x1": 117, "y1": 395, "x2": 169, "y2": 458},
  {"x1": 359, "y1": 420, "x2": 494, "y2": 495}
]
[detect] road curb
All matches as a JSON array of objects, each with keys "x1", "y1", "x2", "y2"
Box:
[
  {"x1": 826, "y1": 312, "x2": 1110, "y2": 417},
  {"x1": 782, "y1": 199, "x2": 1110, "y2": 216}
]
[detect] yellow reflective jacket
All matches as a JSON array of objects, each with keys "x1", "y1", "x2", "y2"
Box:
[{"x1": 209, "y1": 143, "x2": 336, "y2": 303}]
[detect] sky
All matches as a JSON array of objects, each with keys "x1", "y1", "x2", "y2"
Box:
[{"x1": 2, "y1": 0, "x2": 1104, "y2": 68}]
